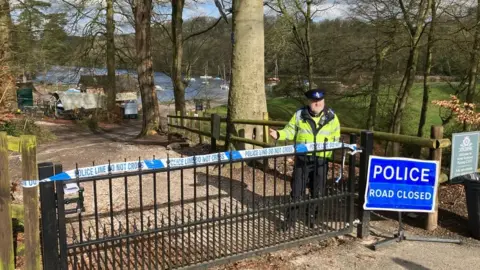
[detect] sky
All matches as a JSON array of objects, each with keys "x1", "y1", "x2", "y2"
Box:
[
  {"x1": 183, "y1": 1, "x2": 349, "y2": 21},
  {"x1": 8, "y1": 0, "x2": 350, "y2": 36}
]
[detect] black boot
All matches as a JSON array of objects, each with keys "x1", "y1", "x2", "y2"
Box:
[
  {"x1": 306, "y1": 203, "x2": 320, "y2": 229},
  {"x1": 281, "y1": 205, "x2": 298, "y2": 231}
]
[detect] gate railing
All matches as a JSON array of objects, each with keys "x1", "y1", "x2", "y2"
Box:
[
  {"x1": 167, "y1": 113, "x2": 451, "y2": 231},
  {"x1": 40, "y1": 137, "x2": 362, "y2": 269}
]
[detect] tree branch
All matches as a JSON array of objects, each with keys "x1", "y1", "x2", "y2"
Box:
[
  {"x1": 398, "y1": 0, "x2": 414, "y2": 34},
  {"x1": 182, "y1": 16, "x2": 223, "y2": 43}
]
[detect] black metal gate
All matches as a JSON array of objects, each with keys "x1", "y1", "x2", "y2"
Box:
[{"x1": 40, "y1": 135, "x2": 361, "y2": 269}]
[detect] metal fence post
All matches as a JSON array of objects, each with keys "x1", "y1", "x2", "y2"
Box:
[
  {"x1": 53, "y1": 164, "x2": 68, "y2": 270},
  {"x1": 357, "y1": 130, "x2": 373, "y2": 238},
  {"x1": 347, "y1": 133, "x2": 357, "y2": 227},
  {"x1": 38, "y1": 162, "x2": 59, "y2": 270}
]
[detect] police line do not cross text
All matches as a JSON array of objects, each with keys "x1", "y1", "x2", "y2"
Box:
[{"x1": 363, "y1": 156, "x2": 439, "y2": 213}]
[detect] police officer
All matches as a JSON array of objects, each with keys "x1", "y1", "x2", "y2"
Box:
[{"x1": 269, "y1": 89, "x2": 341, "y2": 229}]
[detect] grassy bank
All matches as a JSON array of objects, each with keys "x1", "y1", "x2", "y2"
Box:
[{"x1": 209, "y1": 82, "x2": 462, "y2": 136}]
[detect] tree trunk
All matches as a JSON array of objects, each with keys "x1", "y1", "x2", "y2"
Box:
[
  {"x1": 463, "y1": 0, "x2": 480, "y2": 131},
  {"x1": 367, "y1": 43, "x2": 388, "y2": 131},
  {"x1": 0, "y1": 0, "x2": 16, "y2": 114},
  {"x1": 133, "y1": 0, "x2": 160, "y2": 136},
  {"x1": 390, "y1": 0, "x2": 431, "y2": 156},
  {"x1": 390, "y1": 47, "x2": 421, "y2": 155},
  {"x1": 171, "y1": 0, "x2": 186, "y2": 114},
  {"x1": 106, "y1": 0, "x2": 117, "y2": 112},
  {"x1": 465, "y1": 0, "x2": 480, "y2": 116},
  {"x1": 305, "y1": 1, "x2": 314, "y2": 90},
  {"x1": 227, "y1": 0, "x2": 268, "y2": 151},
  {"x1": 418, "y1": 0, "x2": 436, "y2": 139}
]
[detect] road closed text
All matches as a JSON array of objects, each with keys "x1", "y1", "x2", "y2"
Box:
[{"x1": 368, "y1": 189, "x2": 432, "y2": 200}]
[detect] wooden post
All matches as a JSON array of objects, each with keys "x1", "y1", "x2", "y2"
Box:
[
  {"x1": 203, "y1": 111, "x2": 208, "y2": 143},
  {"x1": 21, "y1": 135, "x2": 41, "y2": 270},
  {"x1": 0, "y1": 132, "x2": 14, "y2": 270},
  {"x1": 167, "y1": 114, "x2": 172, "y2": 142},
  {"x1": 186, "y1": 111, "x2": 192, "y2": 142},
  {"x1": 211, "y1": 114, "x2": 221, "y2": 153},
  {"x1": 426, "y1": 125, "x2": 443, "y2": 231},
  {"x1": 263, "y1": 112, "x2": 269, "y2": 145},
  {"x1": 198, "y1": 112, "x2": 204, "y2": 144},
  {"x1": 175, "y1": 111, "x2": 181, "y2": 137}
]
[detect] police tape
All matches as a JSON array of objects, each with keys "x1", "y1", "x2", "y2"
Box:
[{"x1": 21, "y1": 142, "x2": 360, "y2": 188}]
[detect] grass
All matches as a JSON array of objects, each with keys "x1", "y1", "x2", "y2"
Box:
[
  {"x1": 268, "y1": 82, "x2": 460, "y2": 137},
  {"x1": 204, "y1": 82, "x2": 470, "y2": 138},
  {"x1": 0, "y1": 117, "x2": 57, "y2": 144}
]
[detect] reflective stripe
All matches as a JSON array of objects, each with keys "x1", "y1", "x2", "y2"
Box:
[
  {"x1": 297, "y1": 129, "x2": 313, "y2": 136},
  {"x1": 317, "y1": 130, "x2": 333, "y2": 136},
  {"x1": 284, "y1": 129, "x2": 294, "y2": 139}
]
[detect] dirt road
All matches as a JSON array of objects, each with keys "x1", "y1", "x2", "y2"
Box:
[{"x1": 221, "y1": 233, "x2": 480, "y2": 270}]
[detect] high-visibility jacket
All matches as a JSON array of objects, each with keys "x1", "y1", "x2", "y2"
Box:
[{"x1": 277, "y1": 106, "x2": 341, "y2": 159}]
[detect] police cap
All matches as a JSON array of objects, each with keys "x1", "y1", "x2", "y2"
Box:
[{"x1": 304, "y1": 89, "x2": 325, "y2": 101}]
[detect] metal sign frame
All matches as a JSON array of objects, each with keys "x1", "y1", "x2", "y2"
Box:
[{"x1": 450, "y1": 131, "x2": 480, "y2": 180}]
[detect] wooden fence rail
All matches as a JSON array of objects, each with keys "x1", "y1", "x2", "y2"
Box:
[
  {"x1": 167, "y1": 113, "x2": 452, "y2": 231},
  {"x1": 167, "y1": 113, "x2": 451, "y2": 150}
]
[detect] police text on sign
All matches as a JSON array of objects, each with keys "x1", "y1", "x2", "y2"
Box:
[{"x1": 363, "y1": 156, "x2": 439, "y2": 213}]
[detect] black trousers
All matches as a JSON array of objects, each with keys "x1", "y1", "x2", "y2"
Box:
[
  {"x1": 284, "y1": 155, "x2": 328, "y2": 225},
  {"x1": 291, "y1": 155, "x2": 328, "y2": 200}
]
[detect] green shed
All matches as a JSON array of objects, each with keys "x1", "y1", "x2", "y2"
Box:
[{"x1": 17, "y1": 87, "x2": 33, "y2": 109}]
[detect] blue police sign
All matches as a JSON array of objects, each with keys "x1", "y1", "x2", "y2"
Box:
[{"x1": 364, "y1": 156, "x2": 439, "y2": 213}]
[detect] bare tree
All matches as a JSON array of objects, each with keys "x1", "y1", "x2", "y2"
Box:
[
  {"x1": 390, "y1": 0, "x2": 432, "y2": 155},
  {"x1": 417, "y1": 0, "x2": 438, "y2": 138},
  {"x1": 266, "y1": 0, "x2": 330, "y2": 90},
  {"x1": 132, "y1": 0, "x2": 161, "y2": 136},
  {"x1": 106, "y1": 0, "x2": 117, "y2": 112},
  {"x1": 0, "y1": 0, "x2": 17, "y2": 116},
  {"x1": 170, "y1": 0, "x2": 227, "y2": 114},
  {"x1": 466, "y1": 1, "x2": 480, "y2": 104},
  {"x1": 347, "y1": 0, "x2": 401, "y2": 131},
  {"x1": 171, "y1": 0, "x2": 186, "y2": 114}
]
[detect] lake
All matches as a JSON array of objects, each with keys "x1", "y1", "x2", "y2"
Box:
[{"x1": 34, "y1": 66, "x2": 230, "y2": 104}]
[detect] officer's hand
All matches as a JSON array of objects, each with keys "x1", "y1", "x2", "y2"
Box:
[{"x1": 269, "y1": 128, "x2": 278, "y2": 140}]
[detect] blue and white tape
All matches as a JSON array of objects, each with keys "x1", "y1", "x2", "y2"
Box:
[{"x1": 21, "y1": 142, "x2": 359, "y2": 188}]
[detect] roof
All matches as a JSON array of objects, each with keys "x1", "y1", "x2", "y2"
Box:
[{"x1": 78, "y1": 74, "x2": 138, "y2": 93}]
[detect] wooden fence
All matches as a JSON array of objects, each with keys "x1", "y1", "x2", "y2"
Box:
[
  {"x1": 1, "y1": 132, "x2": 41, "y2": 270},
  {"x1": 167, "y1": 111, "x2": 452, "y2": 231}
]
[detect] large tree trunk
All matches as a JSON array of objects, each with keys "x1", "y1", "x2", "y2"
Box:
[
  {"x1": 227, "y1": 0, "x2": 268, "y2": 150},
  {"x1": 171, "y1": 0, "x2": 186, "y2": 114},
  {"x1": 0, "y1": 0, "x2": 16, "y2": 115},
  {"x1": 106, "y1": 0, "x2": 117, "y2": 112},
  {"x1": 417, "y1": 0, "x2": 436, "y2": 139},
  {"x1": 367, "y1": 43, "x2": 389, "y2": 131},
  {"x1": 133, "y1": 0, "x2": 160, "y2": 136},
  {"x1": 305, "y1": 1, "x2": 314, "y2": 90}
]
